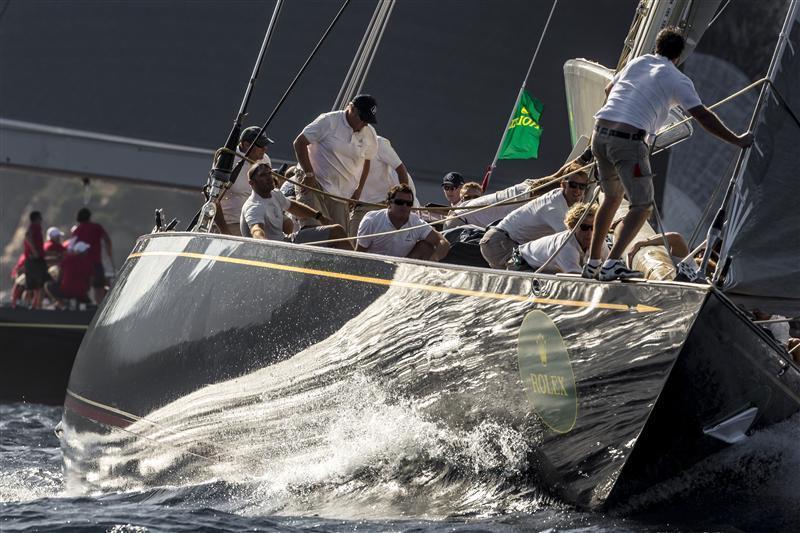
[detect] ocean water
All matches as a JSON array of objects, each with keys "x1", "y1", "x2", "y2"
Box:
[{"x1": 2, "y1": 401, "x2": 800, "y2": 532}]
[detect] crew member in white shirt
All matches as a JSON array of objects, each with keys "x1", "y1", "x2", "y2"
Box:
[
  {"x1": 349, "y1": 135, "x2": 410, "y2": 236},
  {"x1": 446, "y1": 157, "x2": 587, "y2": 230},
  {"x1": 240, "y1": 162, "x2": 352, "y2": 250},
  {"x1": 357, "y1": 184, "x2": 449, "y2": 261},
  {"x1": 584, "y1": 27, "x2": 753, "y2": 281},
  {"x1": 517, "y1": 202, "x2": 606, "y2": 273},
  {"x1": 293, "y1": 94, "x2": 379, "y2": 235},
  {"x1": 217, "y1": 126, "x2": 273, "y2": 236},
  {"x1": 479, "y1": 167, "x2": 589, "y2": 269}
]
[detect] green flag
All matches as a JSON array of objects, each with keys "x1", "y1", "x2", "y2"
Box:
[{"x1": 498, "y1": 90, "x2": 543, "y2": 160}]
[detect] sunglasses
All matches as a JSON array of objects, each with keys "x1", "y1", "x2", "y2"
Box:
[
  {"x1": 442, "y1": 184, "x2": 459, "y2": 191},
  {"x1": 392, "y1": 199, "x2": 414, "y2": 207},
  {"x1": 566, "y1": 181, "x2": 589, "y2": 190},
  {"x1": 579, "y1": 223, "x2": 593, "y2": 231}
]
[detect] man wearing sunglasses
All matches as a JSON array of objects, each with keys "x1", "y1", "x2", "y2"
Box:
[
  {"x1": 514, "y1": 202, "x2": 606, "y2": 273},
  {"x1": 293, "y1": 94, "x2": 379, "y2": 235},
  {"x1": 479, "y1": 167, "x2": 590, "y2": 269},
  {"x1": 441, "y1": 172, "x2": 465, "y2": 206},
  {"x1": 357, "y1": 184, "x2": 449, "y2": 261}
]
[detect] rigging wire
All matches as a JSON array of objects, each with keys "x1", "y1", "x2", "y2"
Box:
[
  {"x1": 706, "y1": 0, "x2": 733, "y2": 29},
  {"x1": 333, "y1": 0, "x2": 394, "y2": 109},
  {"x1": 186, "y1": 0, "x2": 352, "y2": 231}
]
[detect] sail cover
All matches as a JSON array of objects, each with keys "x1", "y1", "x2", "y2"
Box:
[{"x1": 721, "y1": 1, "x2": 800, "y2": 315}]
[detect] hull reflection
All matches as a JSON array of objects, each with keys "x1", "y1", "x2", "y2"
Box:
[{"x1": 61, "y1": 233, "x2": 800, "y2": 512}]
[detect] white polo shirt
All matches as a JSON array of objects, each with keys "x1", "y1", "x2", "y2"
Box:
[
  {"x1": 361, "y1": 136, "x2": 403, "y2": 203},
  {"x1": 240, "y1": 189, "x2": 290, "y2": 240},
  {"x1": 219, "y1": 154, "x2": 271, "y2": 225},
  {"x1": 595, "y1": 54, "x2": 702, "y2": 135},
  {"x1": 496, "y1": 188, "x2": 568, "y2": 244},
  {"x1": 458, "y1": 183, "x2": 531, "y2": 228},
  {"x1": 519, "y1": 229, "x2": 607, "y2": 274},
  {"x1": 302, "y1": 110, "x2": 378, "y2": 197},
  {"x1": 357, "y1": 209, "x2": 432, "y2": 258}
]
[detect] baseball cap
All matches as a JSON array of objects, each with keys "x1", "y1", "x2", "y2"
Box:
[
  {"x1": 46, "y1": 226, "x2": 63, "y2": 240},
  {"x1": 442, "y1": 172, "x2": 465, "y2": 187},
  {"x1": 351, "y1": 94, "x2": 377, "y2": 124},
  {"x1": 240, "y1": 126, "x2": 274, "y2": 148}
]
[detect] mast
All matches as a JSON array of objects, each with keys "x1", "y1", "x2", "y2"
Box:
[{"x1": 192, "y1": 0, "x2": 285, "y2": 233}]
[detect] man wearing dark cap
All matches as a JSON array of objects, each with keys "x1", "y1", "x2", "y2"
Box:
[
  {"x1": 217, "y1": 126, "x2": 273, "y2": 236},
  {"x1": 293, "y1": 94, "x2": 379, "y2": 234},
  {"x1": 441, "y1": 172, "x2": 465, "y2": 206}
]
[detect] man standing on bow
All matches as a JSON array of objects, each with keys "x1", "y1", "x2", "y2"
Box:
[
  {"x1": 583, "y1": 27, "x2": 753, "y2": 281},
  {"x1": 293, "y1": 94, "x2": 379, "y2": 234}
]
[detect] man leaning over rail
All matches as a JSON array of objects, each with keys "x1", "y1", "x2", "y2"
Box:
[
  {"x1": 583, "y1": 27, "x2": 753, "y2": 282},
  {"x1": 241, "y1": 162, "x2": 352, "y2": 250},
  {"x1": 479, "y1": 164, "x2": 589, "y2": 269},
  {"x1": 357, "y1": 184, "x2": 449, "y2": 261}
]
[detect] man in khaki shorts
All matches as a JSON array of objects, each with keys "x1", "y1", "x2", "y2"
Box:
[{"x1": 583, "y1": 27, "x2": 753, "y2": 281}]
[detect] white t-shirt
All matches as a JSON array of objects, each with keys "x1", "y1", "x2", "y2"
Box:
[
  {"x1": 519, "y1": 229, "x2": 607, "y2": 273},
  {"x1": 361, "y1": 136, "x2": 403, "y2": 203},
  {"x1": 497, "y1": 188, "x2": 568, "y2": 244},
  {"x1": 219, "y1": 153, "x2": 271, "y2": 225},
  {"x1": 240, "y1": 189, "x2": 291, "y2": 240},
  {"x1": 302, "y1": 110, "x2": 379, "y2": 197},
  {"x1": 357, "y1": 209, "x2": 433, "y2": 258},
  {"x1": 457, "y1": 183, "x2": 531, "y2": 228},
  {"x1": 595, "y1": 54, "x2": 702, "y2": 135}
]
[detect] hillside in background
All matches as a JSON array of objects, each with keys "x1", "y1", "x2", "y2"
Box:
[{"x1": 1, "y1": 172, "x2": 199, "y2": 296}]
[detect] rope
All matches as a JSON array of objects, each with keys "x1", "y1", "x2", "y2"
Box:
[
  {"x1": 298, "y1": 165, "x2": 596, "y2": 247},
  {"x1": 265, "y1": 161, "x2": 596, "y2": 214}
]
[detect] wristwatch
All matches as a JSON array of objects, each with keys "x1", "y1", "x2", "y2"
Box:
[{"x1": 314, "y1": 210, "x2": 323, "y2": 220}]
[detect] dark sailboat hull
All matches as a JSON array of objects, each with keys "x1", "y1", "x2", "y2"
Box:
[
  {"x1": 0, "y1": 306, "x2": 92, "y2": 405},
  {"x1": 60, "y1": 233, "x2": 800, "y2": 510}
]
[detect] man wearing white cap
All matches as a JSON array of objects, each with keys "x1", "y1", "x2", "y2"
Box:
[
  {"x1": 44, "y1": 226, "x2": 66, "y2": 267},
  {"x1": 44, "y1": 241, "x2": 93, "y2": 308}
]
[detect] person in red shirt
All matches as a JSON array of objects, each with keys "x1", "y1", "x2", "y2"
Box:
[
  {"x1": 43, "y1": 226, "x2": 66, "y2": 267},
  {"x1": 10, "y1": 252, "x2": 27, "y2": 309},
  {"x1": 71, "y1": 208, "x2": 114, "y2": 303},
  {"x1": 22, "y1": 211, "x2": 48, "y2": 309},
  {"x1": 44, "y1": 241, "x2": 93, "y2": 308}
]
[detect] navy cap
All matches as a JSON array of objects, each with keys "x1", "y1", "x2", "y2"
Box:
[
  {"x1": 352, "y1": 94, "x2": 378, "y2": 124},
  {"x1": 442, "y1": 172, "x2": 465, "y2": 187},
  {"x1": 240, "y1": 126, "x2": 274, "y2": 148}
]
